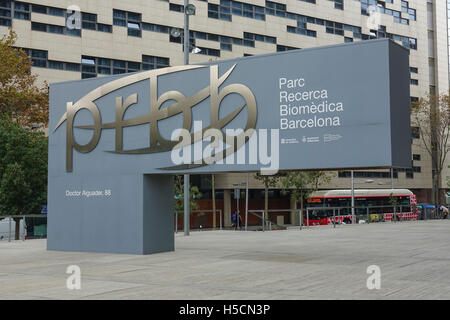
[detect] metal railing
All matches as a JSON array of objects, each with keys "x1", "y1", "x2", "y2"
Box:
[
  {"x1": 174, "y1": 209, "x2": 222, "y2": 233},
  {"x1": 248, "y1": 209, "x2": 298, "y2": 231},
  {"x1": 243, "y1": 204, "x2": 439, "y2": 231},
  {"x1": 173, "y1": 204, "x2": 447, "y2": 233}
]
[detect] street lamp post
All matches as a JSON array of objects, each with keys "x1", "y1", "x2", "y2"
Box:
[
  {"x1": 350, "y1": 170, "x2": 374, "y2": 224},
  {"x1": 233, "y1": 181, "x2": 248, "y2": 230},
  {"x1": 390, "y1": 167, "x2": 394, "y2": 189},
  {"x1": 351, "y1": 170, "x2": 354, "y2": 224},
  {"x1": 245, "y1": 173, "x2": 249, "y2": 231},
  {"x1": 377, "y1": 168, "x2": 396, "y2": 220},
  {"x1": 184, "y1": 174, "x2": 190, "y2": 236},
  {"x1": 182, "y1": 1, "x2": 196, "y2": 236}
]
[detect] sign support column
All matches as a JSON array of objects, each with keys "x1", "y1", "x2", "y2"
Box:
[{"x1": 183, "y1": 0, "x2": 190, "y2": 236}]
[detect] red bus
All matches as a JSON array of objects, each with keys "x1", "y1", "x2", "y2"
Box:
[{"x1": 305, "y1": 189, "x2": 417, "y2": 225}]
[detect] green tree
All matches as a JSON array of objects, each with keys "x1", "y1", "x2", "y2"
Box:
[
  {"x1": 280, "y1": 171, "x2": 333, "y2": 219},
  {"x1": 388, "y1": 192, "x2": 400, "y2": 221},
  {"x1": 309, "y1": 171, "x2": 334, "y2": 190},
  {"x1": 0, "y1": 116, "x2": 48, "y2": 239},
  {"x1": 254, "y1": 172, "x2": 282, "y2": 225},
  {"x1": 174, "y1": 175, "x2": 202, "y2": 212},
  {"x1": 0, "y1": 28, "x2": 49, "y2": 129},
  {"x1": 411, "y1": 93, "x2": 450, "y2": 207}
]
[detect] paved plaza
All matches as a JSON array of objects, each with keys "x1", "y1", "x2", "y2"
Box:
[{"x1": 0, "y1": 220, "x2": 449, "y2": 300}]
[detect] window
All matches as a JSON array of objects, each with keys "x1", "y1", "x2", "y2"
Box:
[
  {"x1": 48, "y1": 24, "x2": 64, "y2": 34},
  {"x1": 228, "y1": 1, "x2": 265, "y2": 20},
  {"x1": 197, "y1": 47, "x2": 220, "y2": 57},
  {"x1": 205, "y1": 0, "x2": 416, "y2": 50},
  {"x1": 113, "y1": 60, "x2": 126, "y2": 74},
  {"x1": 48, "y1": 60, "x2": 64, "y2": 70},
  {"x1": 169, "y1": 3, "x2": 184, "y2": 13},
  {"x1": 401, "y1": 1, "x2": 408, "y2": 12},
  {"x1": 30, "y1": 49, "x2": 47, "y2": 68},
  {"x1": 31, "y1": 22, "x2": 46, "y2": 32},
  {"x1": 266, "y1": 1, "x2": 286, "y2": 17},
  {"x1": 97, "y1": 58, "x2": 111, "y2": 67},
  {"x1": 82, "y1": 12, "x2": 97, "y2": 30},
  {"x1": 338, "y1": 171, "x2": 398, "y2": 179},
  {"x1": 127, "y1": 11, "x2": 140, "y2": 22},
  {"x1": 82, "y1": 56, "x2": 97, "y2": 78},
  {"x1": 243, "y1": 32, "x2": 276, "y2": 44},
  {"x1": 14, "y1": 1, "x2": 29, "y2": 20},
  {"x1": 220, "y1": 43, "x2": 232, "y2": 51},
  {"x1": 127, "y1": 61, "x2": 140, "y2": 72},
  {"x1": 360, "y1": 0, "x2": 415, "y2": 22},
  {"x1": 324, "y1": 21, "x2": 344, "y2": 36},
  {"x1": 113, "y1": 9, "x2": 126, "y2": 26},
  {"x1": 330, "y1": 0, "x2": 344, "y2": 10},
  {"x1": 31, "y1": 4, "x2": 46, "y2": 14},
  {"x1": 413, "y1": 154, "x2": 421, "y2": 161},
  {"x1": 410, "y1": 67, "x2": 418, "y2": 73},
  {"x1": 408, "y1": 8, "x2": 416, "y2": 21},
  {"x1": 405, "y1": 168, "x2": 414, "y2": 179},
  {"x1": 21, "y1": 47, "x2": 80, "y2": 73},
  {"x1": 277, "y1": 45, "x2": 298, "y2": 52},
  {"x1": 98, "y1": 64, "x2": 111, "y2": 75},
  {"x1": 32, "y1": 21, "x2": 81, "y2": 37},
  {"x1": 411, "y1": 127, "x2": 420, "y2": 139},
  {"x1": 113, "y1": 9, "x2": 141, "y2": 37},
  {"x1": 30, "y1": 4, "x2": 110, "y2": 34},
  {"x1": 219, "y1": 0, "x2": 231, "y2": 20},
  {"x1": 65, "y1": 62, "x2": 81, "y2": 72},
  {"x1": 410, "y1": 79, "x2": 419, "y2": 85},
  {"x1": 48, "y1": 6, "x2": 64, "y2": 17},
  {"x1": 0, "y1": 1, "x2": 12, "y2": 28},
  {"x1": 80, "y1": 54, "x2": 170, "y2": 78},
  {"x1": 142, "y1": 22, "x2": 169, "y2": 34},
  {"x1": 97, "y1": 23, "x2": 112, "y2": 33},
  {"x1": 207, "y1": 0, "x2": 232, "y2": 21},
  {"x1": 82, "y1": 73, "x2": 96, "y2": 79},
  {"x1": 127, "y1": 22, "x2": 141, "y2": 37},
  {"x1": 142, "y1": 55, "x2": 170, "y2": 70},
  {"x1": 81, "y1": 57, "x2": 95, "y2": 65},
  {"x1": 66, "y1": 27, "x2": 81, "y2": 36},
  {"x1": 207, "y1": 3, "x2": 219, "y2": 19},
  {"x1": 288, "y1": 22, "x2": 317, "y2": 38}
]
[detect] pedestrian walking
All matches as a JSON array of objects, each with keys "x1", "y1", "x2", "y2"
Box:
[{"x1": 232, "y1": 210, "x2": 237, "y2": 229}]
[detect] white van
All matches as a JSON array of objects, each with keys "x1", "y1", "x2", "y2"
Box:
[{"x1": 0, "y1": 218, "x2": 25, "y2": 240}]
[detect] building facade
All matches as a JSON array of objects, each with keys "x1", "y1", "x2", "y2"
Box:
[{"x1": 1, "y1": 0, "x2": 448, "y2": 214}]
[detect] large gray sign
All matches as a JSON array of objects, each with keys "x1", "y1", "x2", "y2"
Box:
[{"x1": 48, "y1": 39, "x2": 411, "y2": 254}]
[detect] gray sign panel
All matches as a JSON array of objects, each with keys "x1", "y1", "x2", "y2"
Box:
[{"x1": 48, "y1": 39, "x2": 411, "y2": 254}]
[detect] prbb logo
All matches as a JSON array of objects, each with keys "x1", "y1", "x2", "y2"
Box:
[
  {"x1": 53, "y1": 64, "x2": 260, "y2": 172},
  {"x1": 367, "y1": 5, "x2": 381, "y2": 30}
]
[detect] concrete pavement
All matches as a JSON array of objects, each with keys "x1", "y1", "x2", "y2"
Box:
[{"x1": 0, "y1": 220, "x2": 449, "y2": 299}]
